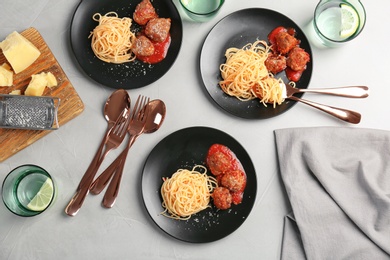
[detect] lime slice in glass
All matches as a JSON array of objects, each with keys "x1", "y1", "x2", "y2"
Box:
[
  {"x1": 27, "y1": 178, "x2": 54, "y2": 211},
  {"x1": 340, "y1": 3, "x2": 360, "y2": 39}
]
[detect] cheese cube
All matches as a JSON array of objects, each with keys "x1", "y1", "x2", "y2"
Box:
[
  {"x1": 25, "y1": 73, "x2": 47, "y2": 96},
  {"x1": 24, "y1": 72, "x2": 57, "y2": 96},
  {"x1": 46, "y1": 72, "x2": 57, "y2": 88},
  {"x1": 0, "y1": 31, "x2": 41, "y2": 74},
  {"x1": 0, "y1": 63, "x2": 13, "y2": 86}
]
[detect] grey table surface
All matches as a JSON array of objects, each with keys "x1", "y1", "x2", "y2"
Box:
[{"x1": 0, "y1": 0, "x2": 388, "y2": 259}]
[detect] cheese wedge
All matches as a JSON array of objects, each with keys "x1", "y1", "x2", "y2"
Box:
[
  {"x1": 25, "y1": 72, "x2": 57, "y2": 96},
  {"x1": 0, "y1": 31, "x2": 41, "y2": 74},
  {"x1": 0, "y1": 63, "x2": 13, "y2": 86},
  {"x1": 25, "y1": 73, "x2": 47, "y2": 96},
  {"x1": 46, "y1": 71, "x2": 57, "y2": 88}
]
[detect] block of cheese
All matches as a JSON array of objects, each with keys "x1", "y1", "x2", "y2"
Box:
[
  {"x1": 25, "y1": 73, "x2": 47, "y2": 96},
  {"x1": 0, "y1": 63, "x2": 13, "y2": 86},
  {"x1": 25, "y1": 72, "x2": 57, "y2": 96},
  {"x1": 0, "y1": 31, "x2": 41, "y2": 74},
  {"x1": 46, "y1": 72, "x2": 58, "y2": 88}
]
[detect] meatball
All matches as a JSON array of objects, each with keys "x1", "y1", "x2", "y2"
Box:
[
  {"x1": 286, "y1": 47, "x2": 310, "y2": 72},
  {"x1": 132, "y1": 35, "x2": 155, "y2": 56},
  {"x1": 212, "y1": 187, "x2": 232, "y2": 210},
  {"x1": 231, "y1": 190, "x2": 244, "y2": 205},
  {"x1": 133, "y1": 0, "x2": 158, "y2": 26},
  {"x1": 274, "y1": 31, "x2": 299, "y2": 54},
  {"x1": 265, "y1": 54, "x2": 286, "y2": 74},
  {"x1": 206, "y1": 144, "x2": 238, "y2": 176},
  {"x1": 145, "y1": 18, "x2": 171, "y2": 42},
  {"x1": 220, "y1": 170, "x2": 246, "y2": 192}
]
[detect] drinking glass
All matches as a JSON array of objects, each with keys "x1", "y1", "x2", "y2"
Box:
[
  {"x1": 305, "y1": 0, "x2": 366, "y2": 48},
  {"x1": 179, "y1": 0, "x2": 224, "y2": 22},
  {"x1": 2, "y1": 165, "x2": 56, "y2": 217}
]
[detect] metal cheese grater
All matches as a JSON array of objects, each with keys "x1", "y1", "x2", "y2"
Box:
[{"x1": 0, "y1": 94, "x2": 60, "y2": 130}]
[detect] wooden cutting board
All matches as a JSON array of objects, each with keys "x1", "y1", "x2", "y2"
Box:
[{"x1": 0, "y1": 27, "x2": 84, "y2": 162}]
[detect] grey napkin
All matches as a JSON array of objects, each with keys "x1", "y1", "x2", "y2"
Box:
[{"x1": 274, "y1": 127, "x2": 390, "y2": 260}]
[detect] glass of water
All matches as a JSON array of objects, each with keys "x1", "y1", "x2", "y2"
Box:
[
  {"x1": 179, "y1": 0, "x2": 224, "y2": 22},
  {"x1": 2, "y1": 165, "x2": 56, "y2": 217},
  {"x1": 305, "y1": 0, "x2": 366, "y2": 48}
]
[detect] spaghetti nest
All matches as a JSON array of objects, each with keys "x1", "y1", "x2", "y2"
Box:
[
  {"x1": 219, "y1": 40, "x2": 285, "y2": 107},
  {"x1": 89, "y1": 12, "x2": 137, "y2": 63},
  {"x1": 161, "y1": 165, "x2": 218, "y2": 220}
]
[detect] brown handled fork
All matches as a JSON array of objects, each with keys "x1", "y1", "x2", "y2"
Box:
[
  {"x1": 90, "y1": 95, "x2": 149, "y2": 208},
  {"x1": 65, "y1": 108, "x2": 130, "y2": 216}
]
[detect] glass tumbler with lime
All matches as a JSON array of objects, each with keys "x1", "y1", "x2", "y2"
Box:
[
  {"x1": 2, "y1": 165, "x2": 56, "y2": 217},
  {"x1": 305, "y1": 0, "x2": 366, "y2": 48}
]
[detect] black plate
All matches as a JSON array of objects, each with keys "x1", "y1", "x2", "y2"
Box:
[
  {"x1": 142, "y1": 127, "x2": 257, "y2": 243},
  {"x1": 200, "y1": 8, "x2": 313, "y2": 119},
  {"x1": 70, "y1": 0, "x2": 183, "y2": 89}
]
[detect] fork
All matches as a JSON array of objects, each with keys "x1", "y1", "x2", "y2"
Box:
[
  {"x1": 283, "y1": 83, "x2": 369, "y2": 98},
  {"x1": 282, "y1": 83, "x2": 362, "y2": 124},
  {"x1": 91, "y1": 95, "x2": 149, "y2": 208},
  {"x1": 65, "y1": 108, "x2": 130, "y2": 216},
  {"x1": 76, "y1": 108, "x2": 130, "y2": 192}
]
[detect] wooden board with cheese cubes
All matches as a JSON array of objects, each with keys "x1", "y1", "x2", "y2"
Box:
[{"x1": 0, "y1": 27, "x2": 84, "y2": 162}]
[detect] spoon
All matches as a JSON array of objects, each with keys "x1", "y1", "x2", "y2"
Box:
[
  {"x1": 76, "y1": 89, "x2": 131, "y2": 191},
  {"x1": 89, "y1": 99, "x2": 166, "y2": 196}
]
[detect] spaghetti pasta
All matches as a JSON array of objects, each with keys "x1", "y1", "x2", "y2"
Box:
[
  {"x1": 161, "y1": 165, "x2": 218, "y2": 220},
  {"x1": 219, "y1": 40, "x2": 286, "y2": 107},
  {"x1": 89, "y1": 12, "x2": 137, "y2": 63}
]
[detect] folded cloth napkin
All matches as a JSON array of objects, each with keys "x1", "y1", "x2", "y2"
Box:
[{"x1": 274, "y1": 127, "x2": 390, "y2": 260}]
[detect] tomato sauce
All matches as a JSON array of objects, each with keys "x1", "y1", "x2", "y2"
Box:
[
  {"x1": 286, "y1": 67, "x2": 303, "y2": 82},
  {"x1": 206, "y1": 144, "x2": 247, "y2": 208},
  {"x1": 136, "y1": 34, "x2": 171, "y2": 64}
]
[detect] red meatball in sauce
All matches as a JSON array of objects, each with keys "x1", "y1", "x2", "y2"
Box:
[
  {"x1": 286, "y1": 47, "x2": 310, "y2": 72},
  {"x1": 274, "y1": 31, "x2": 300, "y2": 55},
  {"x1": 206, "y1": 144, "x2": 240, "y2": 176},
  {"x1": 265, "y1": 53, "x2": 287, "y2": 74},
  {"x1": 145, "y1": 18, "x2": 171, "y2": 42},
  {"x1": 133, "y1": 0, "x2": 158, "y2": 26},
  {"x1": 132, "y1": 35, "x2": 155, "y2": 57},
  {"x1": 220, "y1": 170, "x2": 246, "y2": 193},
  {"x1": 212, "y1": 187, "x2": 232, "y2": 210}
]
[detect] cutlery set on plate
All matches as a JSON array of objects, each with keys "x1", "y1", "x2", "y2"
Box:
[{"x1": 65, "y1": 91, "x2": 166, "y2": 216}]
